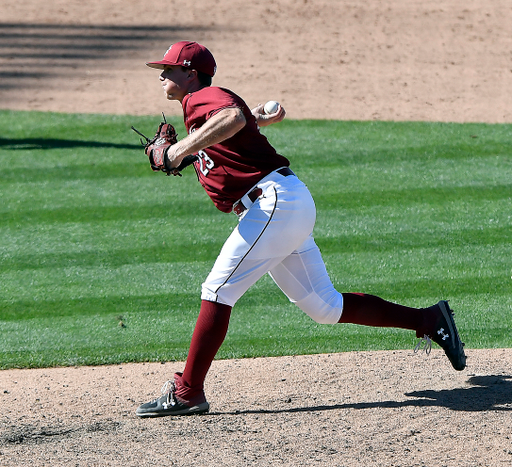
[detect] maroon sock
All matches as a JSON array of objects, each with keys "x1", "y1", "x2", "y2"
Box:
[
  {"x1": 339, "y1": 293, "x2": 425, "y2": 336},
  {"x1": 176, "y1": 300, "x2": 232, "y2": 404}
]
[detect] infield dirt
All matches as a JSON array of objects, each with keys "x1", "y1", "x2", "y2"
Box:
[{"x1": 1, "y1": 1, "x2": 512, "y2": 466}]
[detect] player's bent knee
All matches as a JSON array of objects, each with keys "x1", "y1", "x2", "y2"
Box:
[{"x1": 294, "y1": 292, "x2": 342, "y2": 325}]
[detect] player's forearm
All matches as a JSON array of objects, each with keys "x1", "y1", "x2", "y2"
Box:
[{"x1": 167, "y1": 107, "x2": 246, "y2": 166}]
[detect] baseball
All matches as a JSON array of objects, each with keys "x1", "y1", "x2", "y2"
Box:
[{"x1": 264, "y1": 100, "x2": 280, "y2": 115}]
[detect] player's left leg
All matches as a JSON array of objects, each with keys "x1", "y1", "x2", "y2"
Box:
[
  {"x1": 135, "y1": 299, "x2": 230, "y2": 418},
  {"x1": 137, "y1": 171, "x2": 317, "y2": 417}
]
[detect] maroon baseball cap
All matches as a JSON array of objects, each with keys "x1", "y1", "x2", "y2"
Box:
[{"x1": 146, "y1": 41, "x2": 217, "y2": 77}]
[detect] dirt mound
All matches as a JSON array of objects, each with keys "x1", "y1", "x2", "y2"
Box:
[{"x1": 2, "y1": 350, "x2": 512, "y2": 466}]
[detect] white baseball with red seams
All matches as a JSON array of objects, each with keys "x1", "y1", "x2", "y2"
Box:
[{"x1": 264, "y1": 100, "x2": 280, "y2": 115}]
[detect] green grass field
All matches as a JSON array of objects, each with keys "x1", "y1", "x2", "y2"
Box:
[{"x1": 1, "y1": 110, "x2": 511, "y2": 369}]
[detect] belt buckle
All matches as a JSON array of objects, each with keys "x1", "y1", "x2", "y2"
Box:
[
  {"x1": 233, "y1": 187, "x2": 263, "y2": 216},
  {"x1": 233, "y1": 200, "x2": 245, "y2": 216}
]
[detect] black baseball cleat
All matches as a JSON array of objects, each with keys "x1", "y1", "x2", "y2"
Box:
[
  {"x1": 136, "y1": 380, "x2": 210, "y2": 418},
  {"x1": 415, "y1": 300, "x2": 467, "y2": 371}
]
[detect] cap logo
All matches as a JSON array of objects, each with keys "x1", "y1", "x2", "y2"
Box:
[{"x1": 183, "y1": 60, "x2": 191, "y2": 66}]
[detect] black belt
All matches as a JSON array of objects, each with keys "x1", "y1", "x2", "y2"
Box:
[{"x1": 232, "y1": 167, "x2": 295, "y2": 216}]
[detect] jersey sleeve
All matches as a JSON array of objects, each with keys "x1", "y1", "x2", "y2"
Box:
[{"x1": 183, "y1": 87, "x2": 243, "y2": 127}]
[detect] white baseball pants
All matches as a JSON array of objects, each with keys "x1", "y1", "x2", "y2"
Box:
[{"x1": 201, "y1": 169, "x2": 343, "y2": 324}]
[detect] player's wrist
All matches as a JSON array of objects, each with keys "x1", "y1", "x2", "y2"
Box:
[{"x1": 165, "y1": 142, "x2": 187, "y2": 168}]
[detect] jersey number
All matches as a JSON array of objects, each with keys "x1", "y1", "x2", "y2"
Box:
[{"x1": 197, "y1": 150, "x2": 215, "y2": 176}]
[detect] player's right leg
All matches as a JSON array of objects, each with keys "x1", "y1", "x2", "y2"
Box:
[{"x1": 269, "y1": 238, "x2": 466, "y2": 371}]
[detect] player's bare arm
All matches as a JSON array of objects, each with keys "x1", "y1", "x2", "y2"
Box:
[{"x1": 166, "y1": 107, "x2": 246, "y2": 167}]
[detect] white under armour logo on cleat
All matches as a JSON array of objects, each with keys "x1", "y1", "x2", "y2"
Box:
[{"x1": 437, "y1": 328, "x2": 450, "y2": 340}]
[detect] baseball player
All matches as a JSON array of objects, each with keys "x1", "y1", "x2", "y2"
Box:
[{"x1": 135, "y1": 41, "x2": 466, "y2": 417}]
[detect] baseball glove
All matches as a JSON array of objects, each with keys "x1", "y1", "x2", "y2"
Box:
[{"x1": 131, "y1": 115, "x2": 181, "y2": 176}]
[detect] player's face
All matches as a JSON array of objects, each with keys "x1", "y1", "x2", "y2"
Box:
[{"x1": 159, "y1": 66, "x2": 191, "y2": 102}]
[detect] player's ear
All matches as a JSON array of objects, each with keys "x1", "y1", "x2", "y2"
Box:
[{"x1": 187, "y1": 69, "x2": 198, "y2": 80}]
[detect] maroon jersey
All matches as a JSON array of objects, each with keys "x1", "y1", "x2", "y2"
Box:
[{"x1": 182, "y1": 86, "x2": 290, "y2": 213}]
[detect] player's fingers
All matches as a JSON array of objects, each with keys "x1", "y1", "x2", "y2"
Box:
[
  {"x1": 266, "y1": 105, "x2": 286, "y2": 123},
  {"x1": 251, "y1": 103, "x2": 264, "y2": 116},
  {"x1": 276, "y1": 105, "x2": 286, "y2": 120}
]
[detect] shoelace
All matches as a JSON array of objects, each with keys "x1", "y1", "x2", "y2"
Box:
[
  {"x1": 414, "y1": 334, "x2": 432, "y2": 355},
  {"x1": 160, "y1": 380, "x2": 177, "y2": 406}
]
